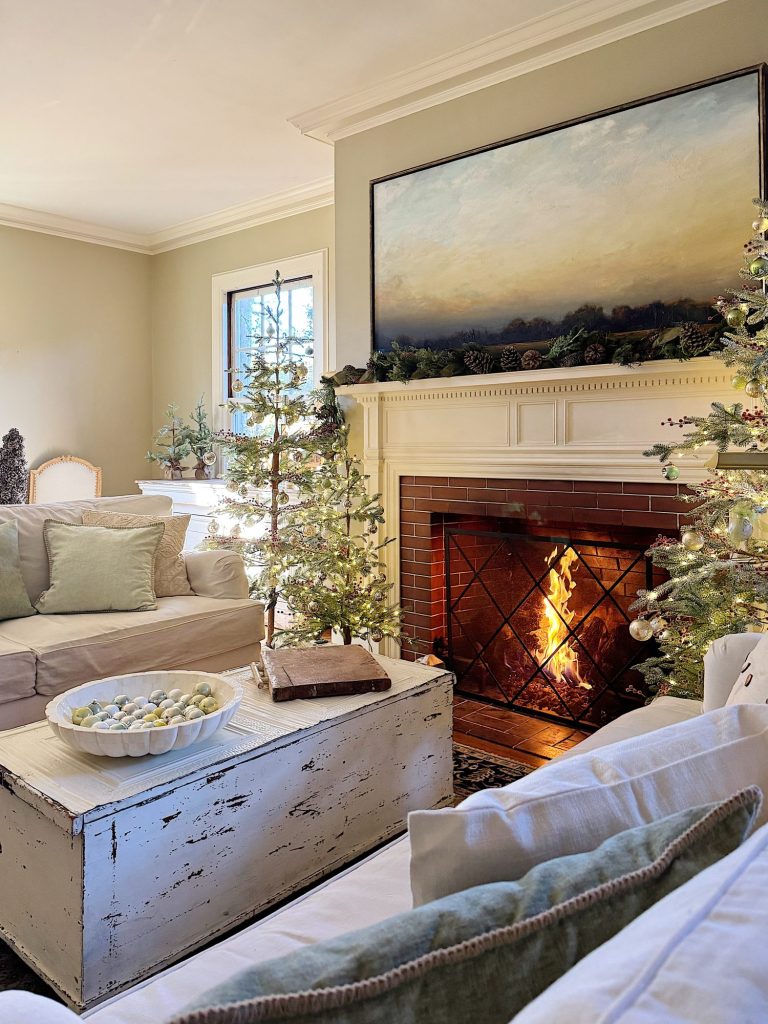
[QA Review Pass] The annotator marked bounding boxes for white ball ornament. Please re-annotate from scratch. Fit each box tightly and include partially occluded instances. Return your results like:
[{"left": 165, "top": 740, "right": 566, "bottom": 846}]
[{"left": 629, "top": 618, "right": 654, "bottom": 642}]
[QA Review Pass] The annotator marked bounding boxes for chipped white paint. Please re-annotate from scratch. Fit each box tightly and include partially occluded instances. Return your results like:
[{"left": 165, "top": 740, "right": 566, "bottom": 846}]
[{"left": 0, "top": 657, "right": 453, "bottom": 1011}]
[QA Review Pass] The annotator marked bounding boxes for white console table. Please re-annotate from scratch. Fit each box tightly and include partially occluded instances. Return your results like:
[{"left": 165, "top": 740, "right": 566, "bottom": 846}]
[{"left": 136, "top": 479, "right": 228, "bottom": 550}]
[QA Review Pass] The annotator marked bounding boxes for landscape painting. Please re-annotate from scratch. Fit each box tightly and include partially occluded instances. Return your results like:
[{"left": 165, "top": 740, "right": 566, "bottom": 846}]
[{"left": 371, "top": 69, "right": 765, "bottom": 353}]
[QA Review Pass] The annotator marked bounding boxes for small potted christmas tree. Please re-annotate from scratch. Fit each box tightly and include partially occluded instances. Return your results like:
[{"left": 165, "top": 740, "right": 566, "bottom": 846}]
[{"left": 146, "top": 405, "right": 192, "bottom": 479}]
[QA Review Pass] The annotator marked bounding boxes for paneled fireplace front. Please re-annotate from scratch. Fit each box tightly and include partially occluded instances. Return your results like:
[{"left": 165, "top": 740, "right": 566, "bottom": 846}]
[{"left": 399, "top": 476, "right": 692, "bottom": 731}]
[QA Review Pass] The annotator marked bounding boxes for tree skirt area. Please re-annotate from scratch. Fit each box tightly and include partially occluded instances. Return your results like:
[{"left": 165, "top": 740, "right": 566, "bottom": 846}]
[
  {"left": 0, "top": 742, "right": 536, "bottom": 1000},
  {"left": 453, "top": 741, "right": 535, "bottom": 800}
]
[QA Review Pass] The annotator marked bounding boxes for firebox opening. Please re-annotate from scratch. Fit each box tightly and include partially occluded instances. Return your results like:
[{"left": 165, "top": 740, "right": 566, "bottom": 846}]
[{"left": 444, "top": 519, "right": 662, "bottom": 731}]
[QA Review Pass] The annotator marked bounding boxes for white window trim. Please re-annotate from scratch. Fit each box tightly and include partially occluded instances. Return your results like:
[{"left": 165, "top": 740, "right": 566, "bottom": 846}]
[{"left": 211, "top": 249, "right": 330, "bottom": 434}]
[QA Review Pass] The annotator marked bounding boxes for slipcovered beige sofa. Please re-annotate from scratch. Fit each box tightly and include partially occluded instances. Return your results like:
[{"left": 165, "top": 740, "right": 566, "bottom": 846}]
[{"left": 0, "top": 494, "right": 264, "bottom": 730}]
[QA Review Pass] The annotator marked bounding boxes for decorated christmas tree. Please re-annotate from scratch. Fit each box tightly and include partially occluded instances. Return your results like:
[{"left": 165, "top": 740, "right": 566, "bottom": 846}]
[
  {"left": 211, "top": 272, "right": 335, "bottom": 646},
  {"left": 630, "top": 198, "right": 768, "bottom": 698},
  {"left": 187, "top": 397, "right": 217, "bottom": 479},
  {"left": 0, "top": 428, "right": 28, "bottom": 504},
  {"left": 279, "top": 386, "right": 401, "bottom": 647},
  {"left": 147, "top": 404, "right": 192, "bottom": 479}
]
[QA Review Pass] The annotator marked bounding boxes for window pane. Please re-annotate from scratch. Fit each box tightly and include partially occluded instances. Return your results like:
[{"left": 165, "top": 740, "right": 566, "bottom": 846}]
[{"left": 228, "top": 278, "right": 314, "bottom": 435}]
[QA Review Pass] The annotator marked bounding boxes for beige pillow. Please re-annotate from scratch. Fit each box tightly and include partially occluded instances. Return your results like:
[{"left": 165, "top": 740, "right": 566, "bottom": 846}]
[
  {"left": 82, "top": 510, "right": 193, "bottom": 597},
  {"left": 36, "top": 520, "right": 164, "bottom": 614}
]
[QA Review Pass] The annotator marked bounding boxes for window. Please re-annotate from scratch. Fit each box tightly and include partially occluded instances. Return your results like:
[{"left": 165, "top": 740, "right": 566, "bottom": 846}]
[{"left": 212, "top": 251, "right": 329, "bottom": 437}]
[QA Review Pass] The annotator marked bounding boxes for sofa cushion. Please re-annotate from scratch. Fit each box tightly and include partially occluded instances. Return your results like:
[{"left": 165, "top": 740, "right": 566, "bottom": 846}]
[
  {"left": 0, "top": 636, "right": 36, "bottom": 705},
  {"left": 171, "top": 790, "right": 759, "bottom": 1024},
  {"left": 0, "top": 596, "right": 263, "bottom": 697},
  {"left": 409, "top": 703, "right": 768, "bottom": 906},
  {"left": 703, "top": 631, "right": 764, "bottom": 712},
  {"left": 0, "top": 494, "right": 172, "bottom": 604},
  {"left": 512, "top": 816, "right": 768, "bottom": 1024},
  {"left": 0, "top": 521, "right": 36, "bottom": 621},
  {"left": 82, "top": 510, "right": 193, "bottom": 598}
]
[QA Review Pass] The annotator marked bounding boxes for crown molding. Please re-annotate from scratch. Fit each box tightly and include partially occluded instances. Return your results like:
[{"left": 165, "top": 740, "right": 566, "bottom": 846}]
[
  {"left": 290, "top": 0, "right": 729, "bottom": 143},
  {"left": 0, "top": 203, "right": 151, "bottom": 253},
  {"left": 145, "top": 178, "right": 334, "bottom": 253},
  {"left": 0, "top": 178, "right": 335, "bottom": 255}
]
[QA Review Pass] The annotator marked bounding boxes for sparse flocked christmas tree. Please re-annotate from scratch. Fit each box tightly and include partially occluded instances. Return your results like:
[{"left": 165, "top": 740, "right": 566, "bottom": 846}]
[
  {"left": 211, "top": 272, "right": 339, "bottom": 646},
  {"left": 211, "top": 275, "right": 400, "bottom": 649},
  {"left": 630, "top": 198, "right": 768, "bottom": 698},
  {"left": 147, "top": 404, "right": 192, "bottom": 479},
  {"left": 0, "top": 428, "right": 28, "bottom": 504},
  {"left": 187, "top": 396, "right": 217, "bottom": 479},
  {"left": 279, "top": 385, "right": 401, "bottom": 647}
]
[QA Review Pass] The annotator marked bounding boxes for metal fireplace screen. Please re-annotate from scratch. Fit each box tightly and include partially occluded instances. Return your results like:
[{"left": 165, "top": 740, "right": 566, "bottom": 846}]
[{"left": 445, "top": 528, "right": 654, "bottom": 730}]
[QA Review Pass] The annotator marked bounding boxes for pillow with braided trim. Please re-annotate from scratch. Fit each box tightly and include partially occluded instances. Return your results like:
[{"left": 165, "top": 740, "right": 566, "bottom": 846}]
[{"left": 168, "top": 787, "right": 760, "bottom": 1024}]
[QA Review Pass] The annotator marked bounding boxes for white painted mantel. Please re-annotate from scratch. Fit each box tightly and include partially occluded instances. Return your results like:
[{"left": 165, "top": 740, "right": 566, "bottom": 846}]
[{"left": 337, "top": 356, "right": 736, "bottom": 657}]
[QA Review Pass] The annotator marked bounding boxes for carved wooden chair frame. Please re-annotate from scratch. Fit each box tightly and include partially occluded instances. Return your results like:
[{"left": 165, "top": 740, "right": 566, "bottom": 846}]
[{"left": 28, "top": 456, "right": 103, "bottom": 503}]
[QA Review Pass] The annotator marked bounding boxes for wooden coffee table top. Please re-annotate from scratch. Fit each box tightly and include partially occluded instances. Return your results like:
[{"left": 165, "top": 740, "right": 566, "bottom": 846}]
[{"left": 0, "top": 656, "right": 452, "bottom": 825}]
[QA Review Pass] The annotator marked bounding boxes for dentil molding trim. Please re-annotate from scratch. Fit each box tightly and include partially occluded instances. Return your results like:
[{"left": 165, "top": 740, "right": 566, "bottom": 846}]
[
  {"left": 0, "top": 178, "right": 334, "bottom": 255},
  {"left": 290, "top": 0, "right": 729, "bottom": 143}
]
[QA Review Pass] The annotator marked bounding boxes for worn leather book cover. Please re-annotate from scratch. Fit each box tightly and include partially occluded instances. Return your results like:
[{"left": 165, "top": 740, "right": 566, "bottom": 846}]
[{"left": 262, "top": 645, "right": 392, "bottom": 702}]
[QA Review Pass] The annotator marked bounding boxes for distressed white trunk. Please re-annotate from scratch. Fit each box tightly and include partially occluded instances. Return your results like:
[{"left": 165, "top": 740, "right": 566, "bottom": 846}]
[{"left": 0, "top": 658, "right": 453, "bottom": 1010}]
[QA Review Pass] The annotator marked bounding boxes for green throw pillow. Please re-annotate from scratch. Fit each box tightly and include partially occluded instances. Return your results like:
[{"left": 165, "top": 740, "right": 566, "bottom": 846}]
[
  {"left": 170, "top": 786, "right": 761, "bottom": 1024},
  {"left": 36, "top": 520, "right": 164, "bottom": 614},
  {"left": 0, "top": 520, "right": 35, "bottom": 621}
]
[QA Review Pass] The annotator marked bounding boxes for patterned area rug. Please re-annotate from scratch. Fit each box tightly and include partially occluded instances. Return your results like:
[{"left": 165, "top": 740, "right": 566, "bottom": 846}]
[
  {"left": 0, "top": 743, "right": 536, "bottom": 1000},
  {"left": 453, "top": 741, "right": 535, "bottom": 799}
]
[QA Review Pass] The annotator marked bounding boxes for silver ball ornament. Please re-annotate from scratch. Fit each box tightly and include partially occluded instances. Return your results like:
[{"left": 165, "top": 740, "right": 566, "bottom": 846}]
[
  {"left": 649, "top": 615, "right": 667, "bottom": 634},
  {"left": 203, "top": 451, "right": 217, "bottom": 466},
  {"left": 208, "top": 519, "right": 220, "bottom": 535},
  {"left": 745, "top": 379, "right": 762, "bottom": 397},
  {"left": 231, "top": 378, "right": 244, "bottom": 393},
  {"left": 629, "top": 618, "right": 654, "bottom": 642}
]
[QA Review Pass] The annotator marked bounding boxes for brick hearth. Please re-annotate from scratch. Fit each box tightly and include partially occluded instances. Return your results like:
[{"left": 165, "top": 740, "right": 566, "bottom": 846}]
[{"left": 399, "top": 475, "right": 694, "bottom": 661}]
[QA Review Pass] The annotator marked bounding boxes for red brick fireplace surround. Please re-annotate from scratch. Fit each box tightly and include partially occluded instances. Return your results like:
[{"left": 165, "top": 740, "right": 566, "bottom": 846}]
[{"left": 399, "top": 474, "right": 694, "bottom": 663}]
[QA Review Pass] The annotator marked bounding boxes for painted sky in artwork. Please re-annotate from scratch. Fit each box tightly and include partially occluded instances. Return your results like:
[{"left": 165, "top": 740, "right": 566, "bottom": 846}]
[{"left": 373, "top": 74, "right": 761, "bottom": 345}]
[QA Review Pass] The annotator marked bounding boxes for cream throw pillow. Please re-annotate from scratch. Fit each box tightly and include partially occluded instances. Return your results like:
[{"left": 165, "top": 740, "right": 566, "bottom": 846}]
[
  {"left": 408, "top": 703, "right": 768, "bottom": 906},
  {"left": 36, "top": 520, "right": 164, "bottom": 613},
  {"left": 82, "top": 509, "right": 193, "bottom": 597}
]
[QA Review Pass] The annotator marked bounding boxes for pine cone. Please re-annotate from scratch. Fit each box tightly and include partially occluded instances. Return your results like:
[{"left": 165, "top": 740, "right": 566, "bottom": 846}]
[
  {"left": 560, "top": 352, "right": 583, "bottom": 368},
  {"left": 583, "top": 342, "right": 607, "bottom": 365},
  {"left": 500, "top": 346, "right": 522, "bottom": 372},
  {"left": 521, "top": 349, "right": 543, "bottom": 371},
  {"left": 678, "top": 322, "right": 709, "bottom": 357},
  {"left": 463, "top": 347, "right": 495, "bottom": 375}
]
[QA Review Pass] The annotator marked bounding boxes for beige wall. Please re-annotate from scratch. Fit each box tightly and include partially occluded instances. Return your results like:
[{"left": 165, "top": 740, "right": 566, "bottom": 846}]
[
  {"left": 0, "top": 226, "right": 151, "bottom": 495},
  {"left": 334, "top": 0, "right": 767, "bottom": 367},
  {"left": 149, "top": 206, "right": 334, "bottom": 444}
]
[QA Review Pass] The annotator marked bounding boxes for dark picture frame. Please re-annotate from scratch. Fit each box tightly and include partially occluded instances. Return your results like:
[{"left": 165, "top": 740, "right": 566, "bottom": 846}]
[{"left": 370, "top": 65, "right": 767, "bottom": 355}]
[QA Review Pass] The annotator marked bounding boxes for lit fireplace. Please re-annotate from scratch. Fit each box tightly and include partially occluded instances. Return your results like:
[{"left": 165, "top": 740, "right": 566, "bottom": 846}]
[{"left": 445, "top": 526, "right": 658, "bottom": 730}]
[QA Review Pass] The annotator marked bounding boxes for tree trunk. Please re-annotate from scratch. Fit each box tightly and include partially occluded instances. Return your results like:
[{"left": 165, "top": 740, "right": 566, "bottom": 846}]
[{"left": 342, "top": 626, "right": 352, "bottom": 645}]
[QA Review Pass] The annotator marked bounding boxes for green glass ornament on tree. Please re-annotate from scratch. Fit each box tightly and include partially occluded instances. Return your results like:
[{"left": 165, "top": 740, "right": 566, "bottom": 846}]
[
  {"left": 681, "top": 530, "right": 704, "bottom": 551},
  {"left": 745, "top": 379, "right": 762, "bottom": 397},
  {"left": 726, "top": 307, "right": 747, "bottom": 328},
  {"left": 662, "top": 464, "right": 680, "bottom": 481},
  {"left": 749, "top": 256, "right": 768, "bottom": 277}
]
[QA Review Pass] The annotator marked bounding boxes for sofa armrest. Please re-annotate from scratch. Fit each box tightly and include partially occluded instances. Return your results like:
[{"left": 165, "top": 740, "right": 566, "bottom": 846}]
[
  {"left": 0, "top": 991, "right": 80, "bottom": 1023},
  {"left": 703, "top": 632, "right": 764, "bottom": 711},
  {"left": 184, "top": 550, "right": 249, "bottom": 600}
]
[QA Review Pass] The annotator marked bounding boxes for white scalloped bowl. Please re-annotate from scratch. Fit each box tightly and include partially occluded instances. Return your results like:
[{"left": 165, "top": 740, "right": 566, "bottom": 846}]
[{"left": 46, "top": 671, "right": 243, "bottom": 758}]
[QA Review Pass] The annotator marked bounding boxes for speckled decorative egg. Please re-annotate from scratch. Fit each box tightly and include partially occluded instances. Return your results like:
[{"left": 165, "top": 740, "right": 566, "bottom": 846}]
[
  {"left": 103, "top": 704, "right": 120, "bottom": 716},
  {"left": 72, "top": 707, "right": 91, "bottom": 726},
  {"left": 149, "top": 689, "right": 167, "bottom": 703},
  {"left": 133, "top": 696, "right": 148, "bottom": 708},
  {"left": 168, "top": 689, "right": 183, "bottom": 701},
  {"left": 169, "top": 715, "right": 186, "bottom": 725},
  {"left": 185, "top": 707, "right": 204, "bottom": 720},
  {"left": 199, "top": 697, "right": 218, "bottom": 715},
  {"left": 108, "top": 722, "right": 128, "bottom": 731},
  {"left": 128, "top": 721, "right": 145, "bottom": 731},
  {"left": 92, "top": 721, "right": 111, "bottom": 731},
  {"left": 193, "top": 681, "right": 212, "bottom": 697},
  {"left": 143, "top": 702, "right": 158, "bottom": 714},
  {"left": 114, "top": 694, "right": 130, "bottom": 707},
  {"left": 123, "top": 702, "right": 138, "bottom": 716}
]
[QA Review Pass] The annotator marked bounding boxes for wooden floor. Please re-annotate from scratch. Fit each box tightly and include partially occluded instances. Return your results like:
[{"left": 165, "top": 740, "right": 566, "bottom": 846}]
[{"left": 454, "top": 695, "right": 589, "bottom": 768}]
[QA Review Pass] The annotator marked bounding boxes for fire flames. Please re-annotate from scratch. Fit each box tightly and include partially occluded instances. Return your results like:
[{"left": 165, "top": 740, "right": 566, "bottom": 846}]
[{"left": 533, "top": 547, "right": 591, "bottom": 690}]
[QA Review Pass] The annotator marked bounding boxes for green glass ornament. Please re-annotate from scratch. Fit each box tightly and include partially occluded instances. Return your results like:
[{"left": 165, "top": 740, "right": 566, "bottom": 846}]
[
  {"left": 662, "top": 464, "right": 680, "bottom": 481},
  {"left": 749, "top": 256, "right": 768, "bottom": 278}
]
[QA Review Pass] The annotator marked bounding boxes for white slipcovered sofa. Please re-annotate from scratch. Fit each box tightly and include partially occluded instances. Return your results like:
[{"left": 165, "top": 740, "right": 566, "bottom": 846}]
[
  {"left": 0, "top": 494, "right": 264, "bottom": 730},
  {"left": 2, "top": 631, "right": 765, "bottom": 1023}
]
